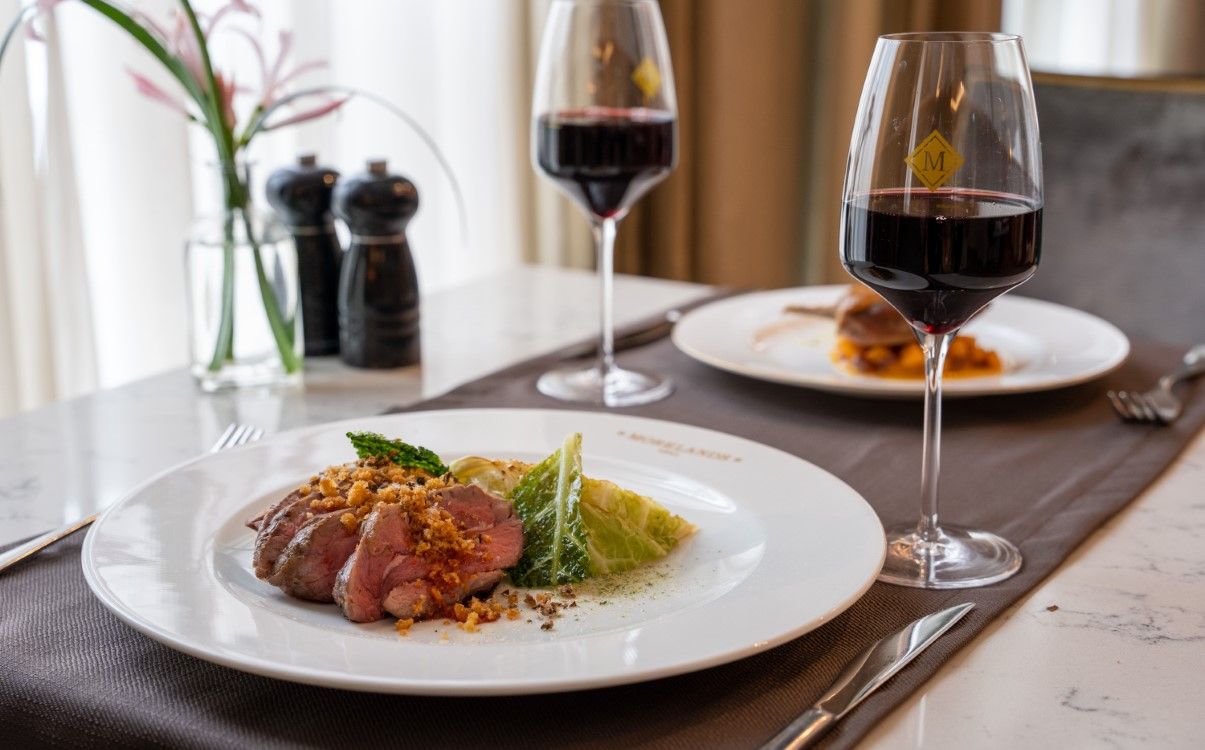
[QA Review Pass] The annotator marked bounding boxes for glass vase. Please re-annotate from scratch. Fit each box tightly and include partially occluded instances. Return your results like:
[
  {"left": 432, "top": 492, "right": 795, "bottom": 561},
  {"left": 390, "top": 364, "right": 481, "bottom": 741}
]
[{"left": 185, "top": 164, "right": 303, "bottom": 392}]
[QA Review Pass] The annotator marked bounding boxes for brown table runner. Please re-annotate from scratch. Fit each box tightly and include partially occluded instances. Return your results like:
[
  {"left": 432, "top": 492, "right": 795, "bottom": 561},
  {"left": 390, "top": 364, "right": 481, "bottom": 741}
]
[{"left": 3, "top": 311, "right": 1202, "bottom": 749}]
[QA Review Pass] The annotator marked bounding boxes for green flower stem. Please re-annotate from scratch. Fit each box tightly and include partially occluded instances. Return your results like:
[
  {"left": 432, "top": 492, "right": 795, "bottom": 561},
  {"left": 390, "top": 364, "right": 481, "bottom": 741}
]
[
  {"left": 234, "top": 104, "right": 264, "bottom": 150},
  {"left": 179, "top": 1, "right": 235, "bottom": 163},
  {"left": 238, "top": 199, "right": 301, "bottom": 374},
  {"left": 205, "top": 210, "right": 236, "bottom": 371},
  {"left": 205, "top": 165, "right": 245, "bottom": 371},
  {"left": 206, "top": 165, "right": 300, "bottom": 374}
]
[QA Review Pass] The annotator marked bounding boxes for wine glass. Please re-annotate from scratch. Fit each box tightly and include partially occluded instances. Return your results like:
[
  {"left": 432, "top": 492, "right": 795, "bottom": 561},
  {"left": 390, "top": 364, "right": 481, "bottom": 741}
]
[
  {"left": 840, "top": 33, "right": 1043, "bottom": 588},
  {"left": 531, "top": 0, "right": 678, "bottom": 407}
]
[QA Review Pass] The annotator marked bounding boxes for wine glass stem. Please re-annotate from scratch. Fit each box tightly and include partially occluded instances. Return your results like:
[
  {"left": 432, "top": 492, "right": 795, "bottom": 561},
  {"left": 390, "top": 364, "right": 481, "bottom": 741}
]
[
  {"left": 917, "top": 331, "right": 953, "bottom": 544},
  {"left": 593, "top": 217, "right": 618, "bottom": 391}
]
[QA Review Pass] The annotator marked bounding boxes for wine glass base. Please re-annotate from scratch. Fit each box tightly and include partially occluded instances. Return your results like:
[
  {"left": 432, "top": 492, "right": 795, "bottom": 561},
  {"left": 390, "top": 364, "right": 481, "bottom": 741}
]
[
  {"left": 537, "top": 364, "right": 673, "bottom": 407},
  {"left": 877, "top": 523, "right": 1022, "bottom": 589}
]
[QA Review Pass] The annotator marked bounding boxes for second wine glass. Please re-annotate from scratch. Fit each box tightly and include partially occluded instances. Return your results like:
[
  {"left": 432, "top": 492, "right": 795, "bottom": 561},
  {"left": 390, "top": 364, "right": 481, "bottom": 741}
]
[
  {"left": 841, "top": 33, "right": 1044, "bottom": 588},
  {"left": 532, "top": 0, "right": 678, "bottom": 407}
]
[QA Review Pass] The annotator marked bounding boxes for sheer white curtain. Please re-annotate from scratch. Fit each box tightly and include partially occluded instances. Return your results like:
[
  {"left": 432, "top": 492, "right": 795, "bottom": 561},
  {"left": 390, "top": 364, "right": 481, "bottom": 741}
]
[
  {"left": 0, "top": 0, "right": 587, "bottom": 418},
  {"left": 0, "top": 0, "right": 97, "bottom": 416}
]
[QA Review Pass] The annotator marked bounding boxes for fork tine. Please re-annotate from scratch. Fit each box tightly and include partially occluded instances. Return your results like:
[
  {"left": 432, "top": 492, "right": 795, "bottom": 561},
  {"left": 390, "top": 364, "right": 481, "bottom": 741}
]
[
  {"left": 229, "top": 424, "right": 250, "bottom": 447},
  {"left": 211, "top": 424, "right": 239, "bottom": 453},
  {"left": 1112, "top": 391, "right": 1135, "bottom": 421},
  {"left": 1107, "top": 391, "right": 1133, "bottom": 422},
  {"left": 1136, "top": 393, "right": 1168, "bottom": 425},
  {"left": 234, "top": 424, "right": 265, "bottom": 447},
  {"left": 210, "top": 423, "right": 264, "bottom": 454},
  {"left": 233, "top": 424, "right": 257, "bottom": 447},
  {"left": 213, "top": 423, "right": 238, "bottom": 452},
  {"left": 1114, "top": 391, "right": 1144, "bottom": 422},
  {"left": 1128, "top": 393, "right": 1156, "bottom": 423}
]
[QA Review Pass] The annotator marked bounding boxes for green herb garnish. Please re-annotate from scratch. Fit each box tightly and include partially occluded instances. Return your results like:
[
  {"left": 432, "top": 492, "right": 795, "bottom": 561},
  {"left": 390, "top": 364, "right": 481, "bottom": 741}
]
[{"left": 346, "top": 431, "right": 448, "bottom": 475}]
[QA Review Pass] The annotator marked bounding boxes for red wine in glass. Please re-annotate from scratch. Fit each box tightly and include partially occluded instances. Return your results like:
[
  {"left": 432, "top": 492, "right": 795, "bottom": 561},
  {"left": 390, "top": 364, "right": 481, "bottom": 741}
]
[
  {"left": 530, "top": 0, "right": 678, "bottom": 407},
  {"left": 842, "top": 188, "right": 1042, "bottom": 334},
  {"left": 841, "top": 33, "right": 1042, "bottom": 590},
  {"left": 536, "top": 107, "right": 675, "bottom": 219}
]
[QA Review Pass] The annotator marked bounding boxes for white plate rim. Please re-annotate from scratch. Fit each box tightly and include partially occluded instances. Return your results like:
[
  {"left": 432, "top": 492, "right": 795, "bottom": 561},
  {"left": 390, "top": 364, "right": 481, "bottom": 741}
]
[
  {"left": 672, "top": 286, "right": 1131, "bottom": 398},
  {"left": 82, "top": 408, "right": 886, "bottom": 696}
]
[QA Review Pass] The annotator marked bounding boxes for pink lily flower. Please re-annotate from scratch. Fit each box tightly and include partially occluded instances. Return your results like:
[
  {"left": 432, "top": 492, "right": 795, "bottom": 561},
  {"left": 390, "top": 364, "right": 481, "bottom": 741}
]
[
  {"left": 129, "top": 10, "right": 170, "bottom": 45},
  {"left": 22, "top": 0, "right": 340, "bottom": 137},
  {"left": 229, "top": 27, "right": 327, "bottom": 108},
  {"left": 272, "top": 59, "right": 326, "bottom": 92},
  {"left": 168, "top": 11, "right": 206, "bottom": 89},
  {"left": 126, "top": 67, "right": 195, "bottom": 119},
  {"left": 214, "top": 71, "right": 239, "bottom": 130},
  {"left": 23, "top": 0, "right": 67, "bottom": 42},
  {"left": 262, "top": 95, "right": 348, "bottom": 131},
  {"left": 204, "top": 0, "right": 259, "bottom": 37}
]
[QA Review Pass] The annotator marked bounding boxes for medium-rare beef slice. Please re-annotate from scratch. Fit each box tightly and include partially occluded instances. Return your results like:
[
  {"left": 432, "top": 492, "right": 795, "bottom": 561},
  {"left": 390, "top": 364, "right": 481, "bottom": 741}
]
[
  {"left": 246, "top": 509, "right": 268, "bottom": 532},
  {"left": 441, "top": 486, "right": 524, "bottom": 572},
  {"left": 333, "top": 503, "right": 411, "bottom": 623},
  {"left": 252, "top": 489, "right": 322, "bottom": 579},
  {"left": 431, "top": 484, "right": 505, "bottom": 531},
  {"left": 246, "top": 488, "right": 303, "bottom": 532},
  {"left": 268, "top": 512, "right": 359, "bottom": 602},
  {"left": 382, "top": 571, "right": 503, "bottom": 619},
  {"left": 335, "top": 485, "right": 524, "bottom": 623}
]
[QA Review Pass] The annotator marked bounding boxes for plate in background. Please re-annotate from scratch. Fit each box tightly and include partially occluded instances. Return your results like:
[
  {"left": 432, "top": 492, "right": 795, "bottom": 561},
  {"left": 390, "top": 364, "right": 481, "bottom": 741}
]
[{"left": 672, "top": 285, "right": 1130, "bottom": 398}]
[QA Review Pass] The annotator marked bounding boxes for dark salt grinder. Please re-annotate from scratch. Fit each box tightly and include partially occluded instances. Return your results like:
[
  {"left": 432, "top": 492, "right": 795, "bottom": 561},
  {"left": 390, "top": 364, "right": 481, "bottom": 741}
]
[
  {"left": 333, "top": 159, "right": 421, "bottom": 368},
  {"left": 265, "top": 154, "right": 342, "bottom": 356}
]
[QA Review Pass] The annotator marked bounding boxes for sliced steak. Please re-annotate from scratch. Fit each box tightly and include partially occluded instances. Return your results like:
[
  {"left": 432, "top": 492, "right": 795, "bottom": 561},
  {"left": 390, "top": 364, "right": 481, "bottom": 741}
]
[
  {"left": 246, "top": 509, "right": 268, "bottom": 532},
  {"left": 251, "top": 489, "right": 321, "bottom": 579},
  {"left": 334, "top": 484, "right": 523, "bottom": 623},
  {"left": 246, "top": 487, "right": 305, "bottom": 532},
  {"left": 268, "top": 512, "right": 359, "bottom": 602},
  {"left": 333, "top": 503, "right": 411, "bottom": 623},
  {"left": 433, "top": 484, "right": 505, "bottom": 531},
  {"left": 382, "top": 571, "right": 503, "bottom": 620},
  {"left": 441, "top": 486, "right": 524, "bottom": 574}
]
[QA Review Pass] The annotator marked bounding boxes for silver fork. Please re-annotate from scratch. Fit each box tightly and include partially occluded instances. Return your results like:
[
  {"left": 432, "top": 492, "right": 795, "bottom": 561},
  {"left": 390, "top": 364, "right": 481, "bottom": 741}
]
[
  {"left": 1108, "top": 345, "right": 1205, "bottom": 425},
  {"left": 0, "top": 422, "right": 263, "bottom": 574}
]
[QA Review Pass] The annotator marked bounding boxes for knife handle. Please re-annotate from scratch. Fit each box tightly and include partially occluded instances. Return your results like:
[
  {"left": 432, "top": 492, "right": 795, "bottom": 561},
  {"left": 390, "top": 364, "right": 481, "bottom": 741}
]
[
  {"left": 0, "top": 513, "right": 97, "bottom": 574},
  {"left": 761, "top": 707, "right": 836, "bottom": 750}
]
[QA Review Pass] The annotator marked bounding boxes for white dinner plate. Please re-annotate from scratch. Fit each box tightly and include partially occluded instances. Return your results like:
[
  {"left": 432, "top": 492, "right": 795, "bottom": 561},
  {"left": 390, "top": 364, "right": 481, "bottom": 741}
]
[
  {"left": 83, "top": 409, "right": 885, "bottom": 696},
  {"left": 673, "top": 285, "right": 1130, "bottom": 398}
]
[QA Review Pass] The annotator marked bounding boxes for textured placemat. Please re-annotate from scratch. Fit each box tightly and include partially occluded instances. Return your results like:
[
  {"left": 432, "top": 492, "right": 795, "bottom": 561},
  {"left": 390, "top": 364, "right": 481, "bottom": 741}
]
[{"left": 2, "top": 305, "right": 1202, "bottom": 749}]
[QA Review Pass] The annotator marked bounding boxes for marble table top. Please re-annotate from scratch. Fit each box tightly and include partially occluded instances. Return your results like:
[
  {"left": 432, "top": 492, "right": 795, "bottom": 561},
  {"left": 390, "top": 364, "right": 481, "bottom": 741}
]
[{"left": 1, "top": 264, "right": 1201, "bottom": 748}]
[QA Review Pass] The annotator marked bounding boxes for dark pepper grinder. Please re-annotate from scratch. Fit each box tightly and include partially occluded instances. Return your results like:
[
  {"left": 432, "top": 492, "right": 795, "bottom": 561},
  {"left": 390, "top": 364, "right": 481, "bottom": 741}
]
[
  {"left": 332, "top": 159, "right": 421, "bottom": 368},
  {"left": 265, "top": 154, "right": 342, "bottom": 356}
]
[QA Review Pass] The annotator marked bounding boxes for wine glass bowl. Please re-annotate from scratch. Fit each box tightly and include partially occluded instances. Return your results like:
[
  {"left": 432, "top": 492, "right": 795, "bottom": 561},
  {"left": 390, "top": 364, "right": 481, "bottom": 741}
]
[
  {"left": 535, "top": 107, "right": 675, "bottom": 221},
  {"left": 841, "top": 33, "right": 1043, "bottom": 588},
  {"left": 531, "top": 0, "right": 678, "bottom": 407}
]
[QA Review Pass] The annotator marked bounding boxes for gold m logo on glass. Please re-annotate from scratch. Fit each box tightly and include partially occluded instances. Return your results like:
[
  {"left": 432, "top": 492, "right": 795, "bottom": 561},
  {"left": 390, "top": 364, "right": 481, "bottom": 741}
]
[
  {"left": 905, "top": 130, "right": 964, "bottom": 191},
  {"left": 631, "top": 57, "right": 662, "bottom": 102}
]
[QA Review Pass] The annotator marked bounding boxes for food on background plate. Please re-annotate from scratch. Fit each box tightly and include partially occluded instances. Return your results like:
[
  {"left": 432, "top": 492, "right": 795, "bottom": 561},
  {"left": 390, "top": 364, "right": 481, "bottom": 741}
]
[
  {"left": 786, "top": 284, "right": 1002, "bottom": 379},
  {"left": 247, "top": 431, "right": 695, "bottom": 632}
]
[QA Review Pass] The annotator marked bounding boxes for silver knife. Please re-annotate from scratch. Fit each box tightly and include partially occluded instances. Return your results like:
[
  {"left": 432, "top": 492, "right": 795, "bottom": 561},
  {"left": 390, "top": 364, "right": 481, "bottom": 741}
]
[
  {"left": 556, "top": 308, "right": 683, "bottom": 362},
  {"left": 555, "top": 289, "right": 743, "bottom": 362},
  {"left": 761, "top": 602, "right": 975, "bottom": 750}
]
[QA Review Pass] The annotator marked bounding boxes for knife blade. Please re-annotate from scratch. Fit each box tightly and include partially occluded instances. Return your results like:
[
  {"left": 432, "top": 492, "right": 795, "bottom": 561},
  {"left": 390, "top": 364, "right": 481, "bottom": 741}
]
[
  {"left": 555, "top": 289, "right": 743, "bottom": 362},
  {"left": 556, "top": 309, "right": 682, "bottom": 362},
  {"left": 761, "top": 602, "right": 975, "bottom": 750}
]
